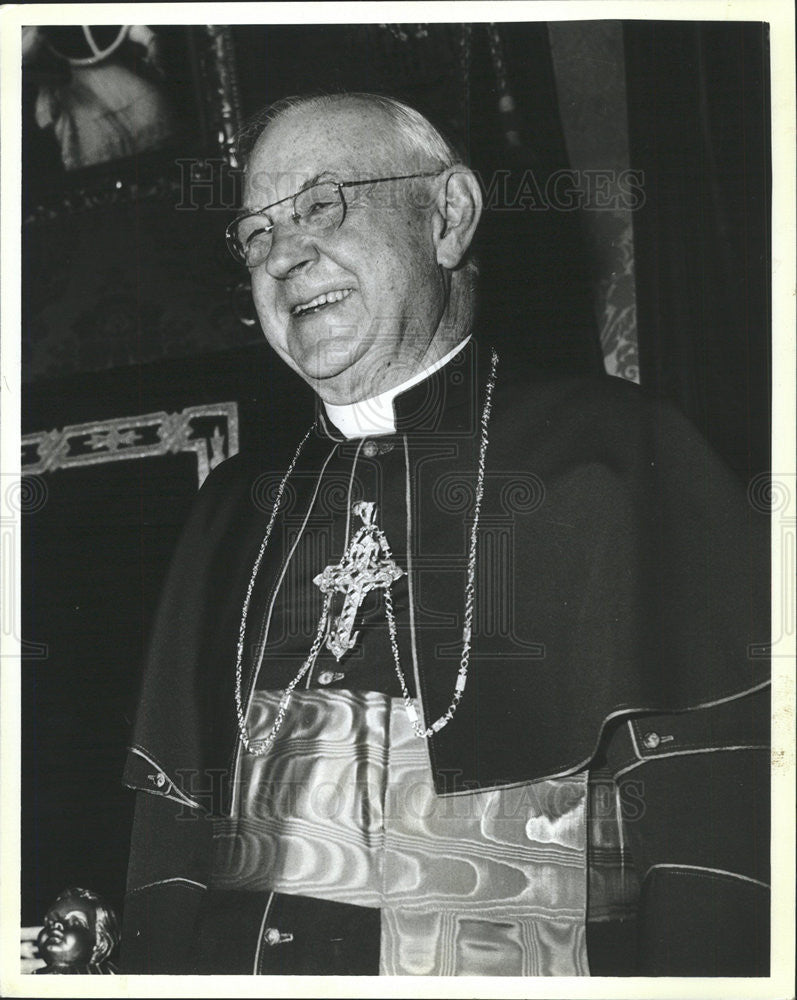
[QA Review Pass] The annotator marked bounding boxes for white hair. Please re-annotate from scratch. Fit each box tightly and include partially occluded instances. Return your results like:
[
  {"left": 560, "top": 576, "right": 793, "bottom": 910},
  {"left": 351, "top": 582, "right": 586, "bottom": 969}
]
[{"left": 237, "top": 91, "right": 465, "bottom": 170}]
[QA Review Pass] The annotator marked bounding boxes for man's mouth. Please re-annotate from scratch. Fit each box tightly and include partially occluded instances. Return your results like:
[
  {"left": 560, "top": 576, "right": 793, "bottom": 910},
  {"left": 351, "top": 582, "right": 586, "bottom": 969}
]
[{"left": 291, "top": 288, "right": 354, "bottom": 317}]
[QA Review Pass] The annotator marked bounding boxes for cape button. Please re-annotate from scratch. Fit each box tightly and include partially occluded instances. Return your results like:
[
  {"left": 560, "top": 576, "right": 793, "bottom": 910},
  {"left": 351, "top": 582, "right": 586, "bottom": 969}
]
[
  {"left": 642, "top": 732, "right": 661, "bottom": 750},
  {"left": 318, "top": 670, "right": 345, "bottom": 686},
  {"left": 263, "top": 927, "right": 294, "bottom": 947},
  {"left": 362, "top": 440, "right": 394, "bottom": 457}
]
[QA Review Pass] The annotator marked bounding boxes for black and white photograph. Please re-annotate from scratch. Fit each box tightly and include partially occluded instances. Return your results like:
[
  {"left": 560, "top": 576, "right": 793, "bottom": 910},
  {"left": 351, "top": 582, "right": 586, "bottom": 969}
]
[{"left": 1, "top": 2, "right": 793, "bottom": 995}]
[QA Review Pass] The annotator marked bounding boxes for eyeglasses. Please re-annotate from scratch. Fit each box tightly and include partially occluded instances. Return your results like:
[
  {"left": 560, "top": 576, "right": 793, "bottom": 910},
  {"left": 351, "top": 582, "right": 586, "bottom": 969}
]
[{"left": 225, "top": 171, "right": 444, "bottom": 269}]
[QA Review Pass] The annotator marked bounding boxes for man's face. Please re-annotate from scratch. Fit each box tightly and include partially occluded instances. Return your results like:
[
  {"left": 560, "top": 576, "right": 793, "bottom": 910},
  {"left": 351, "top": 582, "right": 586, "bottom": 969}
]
[
  {"left": 243, "top": 102, "right": 448, "bottom": 403},
  {"left": 37, "top": 894, "right": 96, "bottom": 968}
]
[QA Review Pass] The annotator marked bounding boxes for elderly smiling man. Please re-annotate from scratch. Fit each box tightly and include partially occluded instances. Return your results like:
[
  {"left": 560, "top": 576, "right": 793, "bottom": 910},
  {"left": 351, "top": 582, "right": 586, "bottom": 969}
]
[{"left": 121, "top": 93, "right": 769, "bottom": 977}]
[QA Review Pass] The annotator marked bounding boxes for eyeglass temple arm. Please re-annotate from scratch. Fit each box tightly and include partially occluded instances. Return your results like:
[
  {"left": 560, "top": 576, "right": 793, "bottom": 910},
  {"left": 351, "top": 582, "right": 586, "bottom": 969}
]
[{"left": 339, "top": 170, "right": 445, "bottom": 190}]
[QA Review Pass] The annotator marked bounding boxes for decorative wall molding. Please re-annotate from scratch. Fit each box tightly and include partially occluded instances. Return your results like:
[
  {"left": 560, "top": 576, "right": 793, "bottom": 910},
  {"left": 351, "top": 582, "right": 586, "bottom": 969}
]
[{"left": 21, "top": 403, "right": 239, "bottom": 489}]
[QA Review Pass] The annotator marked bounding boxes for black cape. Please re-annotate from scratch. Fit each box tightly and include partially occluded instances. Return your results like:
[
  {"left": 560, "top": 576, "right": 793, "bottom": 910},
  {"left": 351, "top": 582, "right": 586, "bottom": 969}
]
[{"left": 123, "top": 340, "right": 769, "bottom": 810}]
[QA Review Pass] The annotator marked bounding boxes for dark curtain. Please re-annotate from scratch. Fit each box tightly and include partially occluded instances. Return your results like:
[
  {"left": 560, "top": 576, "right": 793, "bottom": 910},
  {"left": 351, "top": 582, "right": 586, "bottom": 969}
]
[
  {"left": 469, "top": 24, "right": 602, "bottom": 376},
  {"left": 624, "top": 21, "right": 771, "bottom": 484}
]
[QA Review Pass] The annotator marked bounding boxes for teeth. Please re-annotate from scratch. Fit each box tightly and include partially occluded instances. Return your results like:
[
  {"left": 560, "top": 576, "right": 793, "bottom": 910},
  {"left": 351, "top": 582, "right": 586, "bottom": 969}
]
[{"left": 292, "top": 288, "right": 352, "bottom": 315}]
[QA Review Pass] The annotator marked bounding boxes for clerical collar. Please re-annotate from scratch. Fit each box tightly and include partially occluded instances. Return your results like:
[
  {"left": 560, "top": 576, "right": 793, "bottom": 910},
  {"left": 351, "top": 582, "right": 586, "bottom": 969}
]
[{"left": 323, "top": 337, "right": 471, "bottom": 439}]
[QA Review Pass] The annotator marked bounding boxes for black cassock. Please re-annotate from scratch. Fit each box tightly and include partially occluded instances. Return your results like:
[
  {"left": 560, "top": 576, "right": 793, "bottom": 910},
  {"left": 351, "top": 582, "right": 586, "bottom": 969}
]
[{"left": 122, "top": 340, "right": 769, "bottom": 975}]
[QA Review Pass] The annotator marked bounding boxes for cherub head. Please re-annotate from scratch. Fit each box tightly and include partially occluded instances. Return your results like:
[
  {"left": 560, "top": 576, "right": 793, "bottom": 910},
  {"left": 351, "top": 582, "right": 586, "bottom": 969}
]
[{"left": 37, "top": 887, "right": 119, "bottom": 970}]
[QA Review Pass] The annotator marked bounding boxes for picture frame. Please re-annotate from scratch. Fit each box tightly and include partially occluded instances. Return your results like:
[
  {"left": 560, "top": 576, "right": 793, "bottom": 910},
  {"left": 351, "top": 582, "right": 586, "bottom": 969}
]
[{"left": 21, "top": 24, "right": 242, "bottom": 225}]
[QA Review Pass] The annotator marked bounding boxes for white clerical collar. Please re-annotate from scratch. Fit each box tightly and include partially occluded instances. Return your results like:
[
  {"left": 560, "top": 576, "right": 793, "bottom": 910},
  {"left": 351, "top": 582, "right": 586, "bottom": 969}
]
[{"left": 323, "top": 336, "right": 471, "bottom": 439}]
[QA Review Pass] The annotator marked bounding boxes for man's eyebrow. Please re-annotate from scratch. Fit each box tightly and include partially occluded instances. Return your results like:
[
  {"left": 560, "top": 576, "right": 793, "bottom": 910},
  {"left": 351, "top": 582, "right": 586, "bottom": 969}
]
[
  {"left": 242, "top": 172, "right": 335, "bottom": 213},
  {"left": 301, "top": 172, "right": 331, "bottom": 189}
]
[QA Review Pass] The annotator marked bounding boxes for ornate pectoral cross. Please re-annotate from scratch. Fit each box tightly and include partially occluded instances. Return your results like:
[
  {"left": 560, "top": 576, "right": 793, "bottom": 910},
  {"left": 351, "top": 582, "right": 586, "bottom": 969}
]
[{"left": 313, "top": 501, "right": 404, "bottom": 661}]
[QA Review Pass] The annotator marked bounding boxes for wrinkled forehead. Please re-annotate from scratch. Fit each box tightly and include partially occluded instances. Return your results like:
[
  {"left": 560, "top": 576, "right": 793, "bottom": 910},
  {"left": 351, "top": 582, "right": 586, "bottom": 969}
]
[{"left": 242, "top": 102, "right": 411, "bottom": 209}]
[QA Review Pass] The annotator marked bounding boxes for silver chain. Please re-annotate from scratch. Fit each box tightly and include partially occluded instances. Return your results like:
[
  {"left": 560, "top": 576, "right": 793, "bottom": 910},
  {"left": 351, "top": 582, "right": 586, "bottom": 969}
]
[
  {"left": 234, "top": 427, "right": 313, "bottom": 754},
  {"left": 383, "top": 348, "right": 497, "bottom": 737},
  {"left": 235, "top": 348, "right": 499, "bottom": 754}
]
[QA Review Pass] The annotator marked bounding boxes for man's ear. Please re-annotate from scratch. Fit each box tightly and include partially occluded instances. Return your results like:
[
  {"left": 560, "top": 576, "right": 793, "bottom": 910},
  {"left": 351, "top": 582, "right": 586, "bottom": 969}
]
[{"left": 433, "top": 168, "right": 483, "bottom": 269}]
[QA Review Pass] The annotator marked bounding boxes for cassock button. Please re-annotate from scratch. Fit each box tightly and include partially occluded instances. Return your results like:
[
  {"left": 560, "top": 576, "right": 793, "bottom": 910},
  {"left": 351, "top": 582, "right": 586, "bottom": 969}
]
[{"left": 318, "top": 670, "right": 345, "bottom": 686}]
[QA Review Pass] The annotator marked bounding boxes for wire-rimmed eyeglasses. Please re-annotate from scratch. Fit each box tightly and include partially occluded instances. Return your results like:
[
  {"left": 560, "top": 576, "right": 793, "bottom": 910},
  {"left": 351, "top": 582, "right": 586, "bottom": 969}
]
[{"left": 225, "top": 171, "right": 444, "bottom": 269}]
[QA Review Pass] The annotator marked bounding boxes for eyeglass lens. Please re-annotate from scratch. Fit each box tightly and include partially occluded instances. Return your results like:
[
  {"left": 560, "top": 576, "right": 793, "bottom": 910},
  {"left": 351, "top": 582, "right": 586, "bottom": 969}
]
[{"left": 232, "top": 183, "right": 345, "bottom": 267}]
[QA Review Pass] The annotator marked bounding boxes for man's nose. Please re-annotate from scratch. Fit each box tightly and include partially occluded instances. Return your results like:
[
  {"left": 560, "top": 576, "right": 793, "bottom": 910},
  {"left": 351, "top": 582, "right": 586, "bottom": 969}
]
[{"left": 263, "top": 222, "right": 319, "bottom": 280}]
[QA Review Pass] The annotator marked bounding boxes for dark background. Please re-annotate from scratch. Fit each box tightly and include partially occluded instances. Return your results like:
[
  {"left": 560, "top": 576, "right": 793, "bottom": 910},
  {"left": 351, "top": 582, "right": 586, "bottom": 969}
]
[{"left": 21, "top": 20, "right": 771, "bottom": 926}]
